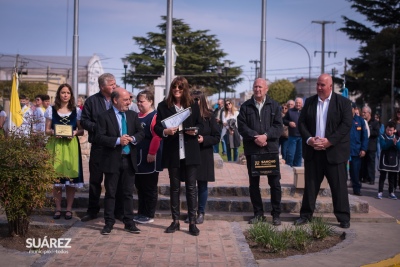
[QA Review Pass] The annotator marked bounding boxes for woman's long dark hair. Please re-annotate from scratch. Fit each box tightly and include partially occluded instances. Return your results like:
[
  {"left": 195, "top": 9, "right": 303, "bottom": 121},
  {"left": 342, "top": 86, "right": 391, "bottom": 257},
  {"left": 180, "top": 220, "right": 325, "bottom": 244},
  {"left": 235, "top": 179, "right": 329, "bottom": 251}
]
[
  {"left": 54, "top": 83, "right": 76, "bottom": 111},
  {"left": 166, "top": 76, "right": 192, "bottom": 108},
  {"left": 191, "top": 90, "right": 212, "bottom": 119}
]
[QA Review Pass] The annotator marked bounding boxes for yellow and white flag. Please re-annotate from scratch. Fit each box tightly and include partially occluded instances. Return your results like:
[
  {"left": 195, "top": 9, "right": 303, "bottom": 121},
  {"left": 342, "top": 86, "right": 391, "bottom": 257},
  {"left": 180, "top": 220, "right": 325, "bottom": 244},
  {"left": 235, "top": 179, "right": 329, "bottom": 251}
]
[{"left": 7, "top": 72, "right": 23, "bottom": 130}]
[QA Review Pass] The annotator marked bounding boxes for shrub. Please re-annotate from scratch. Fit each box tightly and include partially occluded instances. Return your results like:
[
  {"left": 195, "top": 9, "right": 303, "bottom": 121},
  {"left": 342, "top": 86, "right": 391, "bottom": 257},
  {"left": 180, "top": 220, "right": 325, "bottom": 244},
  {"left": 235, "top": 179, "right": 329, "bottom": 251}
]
[
  {"left": 0, "top": 127, "right": 56, "bottom": 236},
  {"left": 248, "top": 216, "right": 335, "bottom": 253},
  {"left": 309, "top": 216, "right": 335, "bottom": 239}
]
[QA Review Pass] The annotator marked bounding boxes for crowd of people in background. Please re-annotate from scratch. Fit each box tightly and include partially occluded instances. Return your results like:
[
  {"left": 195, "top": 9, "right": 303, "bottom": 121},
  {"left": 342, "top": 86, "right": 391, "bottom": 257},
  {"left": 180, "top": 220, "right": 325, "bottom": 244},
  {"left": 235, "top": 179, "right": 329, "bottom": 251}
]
[{"left": 2, "top": 72, "right": 400, "bottom": 236}]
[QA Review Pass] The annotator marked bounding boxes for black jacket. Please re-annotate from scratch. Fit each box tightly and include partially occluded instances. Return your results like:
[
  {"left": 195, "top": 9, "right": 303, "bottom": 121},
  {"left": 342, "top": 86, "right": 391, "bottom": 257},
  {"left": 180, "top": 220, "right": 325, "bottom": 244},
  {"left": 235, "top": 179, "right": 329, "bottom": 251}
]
[
  {"left": 95, "top": 108, "right": 144, "bottom": 173},
  {"left": 366, "top": 118, "right": 381, "bottom": 152},
  {"left": 237, "top": 95, "right": 283, "bottom": 155},
  {"left": 298, "top": 93, "right": 352, "bottom": 164},
  {"left": 80, "top": 91, "right": 109, "bottom": 144},
  {"left": 198, "top": 114, "right": 221, "bottom": 182},
  {"left": 154, "top": 100, "right": 203, "bottom": 168},
  {"left": 283, "top": 107, "right": 302, "bottom": 137}
]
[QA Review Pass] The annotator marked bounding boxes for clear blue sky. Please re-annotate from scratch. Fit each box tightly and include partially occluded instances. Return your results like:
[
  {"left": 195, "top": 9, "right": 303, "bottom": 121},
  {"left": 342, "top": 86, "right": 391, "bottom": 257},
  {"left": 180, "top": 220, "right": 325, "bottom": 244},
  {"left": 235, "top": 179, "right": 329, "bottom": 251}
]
[{"left": 0, "top": 0, "right": 367, "bottom": 95}]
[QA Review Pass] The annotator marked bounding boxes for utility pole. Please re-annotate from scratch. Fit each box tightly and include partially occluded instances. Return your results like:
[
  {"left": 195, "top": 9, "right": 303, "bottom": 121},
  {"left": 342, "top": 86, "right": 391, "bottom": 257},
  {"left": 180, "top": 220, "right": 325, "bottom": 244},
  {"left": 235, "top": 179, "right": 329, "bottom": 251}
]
[
  {"left": 72, "top": 0, "right": 79, "bottom": 101},
  {"left": 165, "top": 0, "right": 173, "bottom": 97},
  {"left": 259, "top": 0, "right": 267, "bottom": 79},
  {"left": 249, "top": 60, "right": 260, "bottom": 79},
  {"left": 312, "top": 20, "right": 335, "bottom": 74},
  {"left": 391, "top": 44, "right": 396, "bottom": 118}
]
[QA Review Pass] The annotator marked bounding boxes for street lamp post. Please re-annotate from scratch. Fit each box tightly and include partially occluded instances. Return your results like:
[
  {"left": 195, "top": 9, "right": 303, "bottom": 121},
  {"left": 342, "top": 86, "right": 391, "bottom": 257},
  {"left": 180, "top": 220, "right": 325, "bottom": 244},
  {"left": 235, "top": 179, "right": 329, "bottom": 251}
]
[
  {"left": 217, "top": 66, "right": 222, "bottom": 100},
  {"left": 122, "top": 58, "right": 129, "bottom": 89},
  {"left": 223, "top": 60, "right": 230, "bottom": 101},
  {"left": 276, "top": 38, "right": 312, "bottom": 97},
  {"left": 130, "top": 65, "right": 136, "bottom": 95}
]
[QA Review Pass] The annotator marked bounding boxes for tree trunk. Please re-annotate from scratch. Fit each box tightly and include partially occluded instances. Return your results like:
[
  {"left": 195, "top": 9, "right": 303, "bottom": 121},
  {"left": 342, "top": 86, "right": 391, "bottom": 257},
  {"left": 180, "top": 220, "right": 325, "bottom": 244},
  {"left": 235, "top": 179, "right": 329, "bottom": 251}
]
[{"left": 7, "top": 216, "right": 30, "bottom": 237}]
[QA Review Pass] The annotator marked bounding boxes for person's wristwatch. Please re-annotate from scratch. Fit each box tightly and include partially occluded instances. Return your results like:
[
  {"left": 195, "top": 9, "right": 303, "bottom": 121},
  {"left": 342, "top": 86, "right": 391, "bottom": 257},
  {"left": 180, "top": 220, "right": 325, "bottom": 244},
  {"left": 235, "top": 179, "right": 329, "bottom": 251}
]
[{"left": 264, "top": 133, "right": 268, "bottom": 138}]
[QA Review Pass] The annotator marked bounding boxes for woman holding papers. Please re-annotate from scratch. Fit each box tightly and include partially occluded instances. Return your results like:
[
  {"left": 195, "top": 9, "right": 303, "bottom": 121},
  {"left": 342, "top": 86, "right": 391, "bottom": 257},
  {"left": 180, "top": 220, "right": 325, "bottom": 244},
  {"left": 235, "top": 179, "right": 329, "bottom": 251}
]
[
  {"left": 45, "top": 83, "right": 84, "bottom": 220},
  {"left": 154, "top": 76, "right": 203, "bottom": 236}
]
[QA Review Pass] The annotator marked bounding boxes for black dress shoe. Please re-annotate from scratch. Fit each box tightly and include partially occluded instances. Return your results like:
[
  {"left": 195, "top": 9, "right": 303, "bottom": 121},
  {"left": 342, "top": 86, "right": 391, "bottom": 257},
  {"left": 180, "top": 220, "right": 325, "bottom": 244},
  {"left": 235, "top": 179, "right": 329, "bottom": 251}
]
[
  {"left": 272, "top": 216, "right": 281, "bottom": 226},
  {"left": 165, "top": 221, "right": 180, "bottom": 233},
  {"left": 293, "top": 217, "right": 309, "bottom": 226},
  {"left": 369, "top": 181, "right": 375, "bottom": 185},
  {"left": 81, "top": 214, "right": 97, "bottom": 222},
  {"left": 124, "top": 223, "right": 141, "bottom": 234},
  {"left": 353, "top": 192, "right": 362, "bottom": 196},
  {"left": 189, "top": 223, "right": 200, "bottom": 236},
  {"left": 339, "top": 221, "right": 350, "bottom": 228},
  {"left": 101, "top": 225, "right": 112, "bottom": 235},
  {"left": 196, "top": 213, "right": 205, "bottom": 224}
]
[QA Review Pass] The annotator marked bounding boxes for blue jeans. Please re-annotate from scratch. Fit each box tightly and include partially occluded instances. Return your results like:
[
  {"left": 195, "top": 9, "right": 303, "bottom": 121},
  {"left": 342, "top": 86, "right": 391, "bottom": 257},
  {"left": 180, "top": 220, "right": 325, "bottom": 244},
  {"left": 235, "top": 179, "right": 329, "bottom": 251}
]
[
  {"left": 213, "top": 140, "right": 227, "bottom": 154},
  {"left": 197, "top": 181, "right": 208, "bottom": 213},
  {"left": 279, "top": 137, "right": 289, "bottom": 161},
  {"left": 286, "top": 136, "right": 302, "bottom": 167},
  {"left": 224, "top": 134, "right": 238, "bottom": 161}
]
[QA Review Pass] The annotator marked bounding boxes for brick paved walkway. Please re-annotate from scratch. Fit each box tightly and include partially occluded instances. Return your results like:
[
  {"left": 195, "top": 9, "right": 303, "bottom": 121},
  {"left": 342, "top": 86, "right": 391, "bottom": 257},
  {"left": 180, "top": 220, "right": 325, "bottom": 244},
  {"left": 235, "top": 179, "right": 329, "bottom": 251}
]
[{"left": 43, "top": 218, "right": 251, "bottom": 267}]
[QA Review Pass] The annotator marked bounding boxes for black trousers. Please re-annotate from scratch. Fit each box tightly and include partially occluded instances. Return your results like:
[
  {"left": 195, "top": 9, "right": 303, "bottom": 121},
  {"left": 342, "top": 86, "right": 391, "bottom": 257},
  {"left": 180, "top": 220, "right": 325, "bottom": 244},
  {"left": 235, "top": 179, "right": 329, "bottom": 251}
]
[
  {"left": 135, "top": 172, "right": 159, "bottom": 218},
  {"left": 246, "top": 155, "right": 282, "bottom": 217},
  {"left": 87, "top": 144, "right": 124, "bottom": 217},
  {"left": 300, "top": 150, "right": 350, "bottom": 223},
  {"left": 104, "top": 156, "right": 135, "bottom": 226},
  {"left": 168, "top": 162, "right": 198, "bottom": 222},
  {"left": 360, "top": 150, "right": 376, "bottom": 183}
]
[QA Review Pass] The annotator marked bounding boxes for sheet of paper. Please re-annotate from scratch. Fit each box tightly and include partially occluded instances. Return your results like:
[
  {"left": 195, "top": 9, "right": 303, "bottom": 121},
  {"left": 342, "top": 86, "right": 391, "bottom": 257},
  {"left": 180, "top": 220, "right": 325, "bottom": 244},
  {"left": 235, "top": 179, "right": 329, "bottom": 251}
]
[{"left": 161, "top": 107, "right": 192, "bottom": 128}]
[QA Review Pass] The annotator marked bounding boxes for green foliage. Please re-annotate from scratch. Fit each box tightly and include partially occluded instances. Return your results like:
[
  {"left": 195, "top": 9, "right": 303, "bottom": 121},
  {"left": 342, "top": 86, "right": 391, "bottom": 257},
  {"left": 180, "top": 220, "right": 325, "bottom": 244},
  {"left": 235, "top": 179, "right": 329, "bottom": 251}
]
[
  {"left": 248, "top": 216, "right": 335, "bottom": 253},
  {"left": 18, "top": 82, "right": 48, "bottom": 101},
  {"left": 291, "top": 225, "right": 311, "bottom": 250},
  {"left": 339, "top": 0, "right": 400, "bottom": 108},
  {"left": 0, "top": 126, "right": 56, "bottom": 236},
  {"left": 309, "top": 216, "right": 335, "bottom": 239},
  {"left": 0, "top": 81, "right": 47, "bottom": 100},
  {"left": 126, "top": 16, "right": 243, "bottom": 96},
  {"left": 268, "top": 79, "right": 296, "bottom": 104}
]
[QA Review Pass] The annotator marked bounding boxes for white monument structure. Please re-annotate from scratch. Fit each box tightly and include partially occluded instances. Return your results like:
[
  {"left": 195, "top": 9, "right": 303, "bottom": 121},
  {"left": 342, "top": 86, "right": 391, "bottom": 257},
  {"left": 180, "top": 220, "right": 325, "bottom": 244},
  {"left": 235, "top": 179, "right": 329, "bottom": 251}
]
[{"left": 154, "top": 44, "right": 178, "bottom": 107}]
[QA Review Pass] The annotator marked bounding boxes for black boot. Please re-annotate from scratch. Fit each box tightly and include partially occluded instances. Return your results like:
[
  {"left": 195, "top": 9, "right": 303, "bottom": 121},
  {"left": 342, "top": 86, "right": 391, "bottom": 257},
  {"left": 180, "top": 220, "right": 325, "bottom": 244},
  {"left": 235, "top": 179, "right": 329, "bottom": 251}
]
[
  {"left": 196, "top": 213, "right": 204, "bottom": 224},
  {"left": 165, "top": 221, "right": 180, "bottom": 233},
  {"left": 189, "top": 222, "right": 200, "bottom": 236}
]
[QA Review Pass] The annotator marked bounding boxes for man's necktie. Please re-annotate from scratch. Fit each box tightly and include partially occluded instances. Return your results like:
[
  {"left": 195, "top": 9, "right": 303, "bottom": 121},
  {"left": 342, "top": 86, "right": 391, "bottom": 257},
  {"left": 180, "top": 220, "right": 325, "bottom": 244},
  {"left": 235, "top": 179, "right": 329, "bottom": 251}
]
[{"left": 119, "top": 112, "right": 130, "bottom": 154}]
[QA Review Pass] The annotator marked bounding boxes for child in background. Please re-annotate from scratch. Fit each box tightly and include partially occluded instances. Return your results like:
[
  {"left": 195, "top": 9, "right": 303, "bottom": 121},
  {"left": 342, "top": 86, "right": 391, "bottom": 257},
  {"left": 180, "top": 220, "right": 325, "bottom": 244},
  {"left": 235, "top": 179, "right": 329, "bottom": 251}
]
[{"left": 377, "top": 121, "right": 400, "bottom": 200}]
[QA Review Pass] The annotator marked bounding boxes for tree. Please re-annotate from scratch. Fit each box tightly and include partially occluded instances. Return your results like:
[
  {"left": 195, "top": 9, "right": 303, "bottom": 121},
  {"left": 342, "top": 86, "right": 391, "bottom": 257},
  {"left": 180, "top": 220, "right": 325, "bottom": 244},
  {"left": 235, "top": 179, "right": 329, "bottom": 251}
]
[
  {"left": 125, "top": 17, "right": 243, "bottom": 96},
  {"left": 339, "top": 0, "right": 400, "bottom": 107},
  {"left": 0, "top": 81, "right": 47, "bottom": 100},
  {"left": 268, "top": 79, "right": 296, "bottom": 104}
]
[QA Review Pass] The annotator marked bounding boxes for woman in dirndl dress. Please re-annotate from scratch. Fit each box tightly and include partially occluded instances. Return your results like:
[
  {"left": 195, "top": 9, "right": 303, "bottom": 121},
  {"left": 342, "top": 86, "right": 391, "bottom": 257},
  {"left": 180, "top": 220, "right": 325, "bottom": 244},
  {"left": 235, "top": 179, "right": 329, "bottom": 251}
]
[{"left": 45, "top": 83, "right": 84, "bottom": 220}]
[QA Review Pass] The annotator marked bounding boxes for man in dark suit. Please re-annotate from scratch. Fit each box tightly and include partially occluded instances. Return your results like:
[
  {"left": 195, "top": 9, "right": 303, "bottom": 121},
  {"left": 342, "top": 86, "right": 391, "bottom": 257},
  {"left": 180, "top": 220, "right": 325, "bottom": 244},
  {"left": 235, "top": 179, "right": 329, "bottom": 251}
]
[
  {"left": 80, "top": 73, "right": 122, "bottom": 222},
  {"left": 95, "top": 88, "right": 144, "bottom": 235},
  {"left": 294, "top": 73, "right": 353, "bottom": 228}
]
